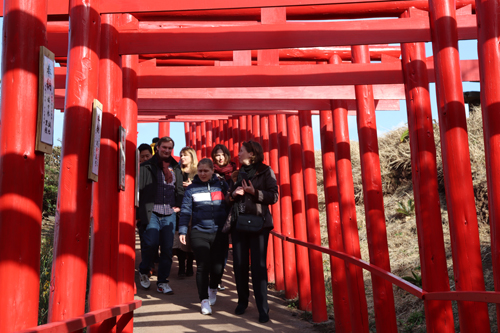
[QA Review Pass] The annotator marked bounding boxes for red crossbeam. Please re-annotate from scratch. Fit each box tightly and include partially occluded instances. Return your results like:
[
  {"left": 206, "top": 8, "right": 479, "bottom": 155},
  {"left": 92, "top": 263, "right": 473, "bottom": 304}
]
[{"left": 15, "top": 300, "right": 142, "bottom": 333}]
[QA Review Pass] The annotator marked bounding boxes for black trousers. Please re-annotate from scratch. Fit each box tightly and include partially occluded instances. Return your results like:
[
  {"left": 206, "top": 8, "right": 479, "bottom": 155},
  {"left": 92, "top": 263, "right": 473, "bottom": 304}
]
[
  {"left": 190, "top": 228, "right": 229, "bottom": 301},
  {"left": 231, "top": 228, "right": 270, "bottom": 315}
]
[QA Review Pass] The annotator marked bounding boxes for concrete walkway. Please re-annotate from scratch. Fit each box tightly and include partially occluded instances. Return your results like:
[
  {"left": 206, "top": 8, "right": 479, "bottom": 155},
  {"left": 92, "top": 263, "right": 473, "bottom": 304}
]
[{"left": 133, "top": 235, "right": 323, "bottom": 332}]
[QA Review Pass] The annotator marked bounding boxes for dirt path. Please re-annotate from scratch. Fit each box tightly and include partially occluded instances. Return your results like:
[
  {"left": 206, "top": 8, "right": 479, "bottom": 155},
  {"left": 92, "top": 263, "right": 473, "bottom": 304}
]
[{"left": 133, "top": 234, "right": 326, "bottom": 332}]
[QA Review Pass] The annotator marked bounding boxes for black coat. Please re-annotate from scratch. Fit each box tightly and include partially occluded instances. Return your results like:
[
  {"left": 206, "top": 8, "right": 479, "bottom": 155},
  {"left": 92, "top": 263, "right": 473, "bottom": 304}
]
[{"left": 137, "top": 154, "right": 184, "bottom": 232}]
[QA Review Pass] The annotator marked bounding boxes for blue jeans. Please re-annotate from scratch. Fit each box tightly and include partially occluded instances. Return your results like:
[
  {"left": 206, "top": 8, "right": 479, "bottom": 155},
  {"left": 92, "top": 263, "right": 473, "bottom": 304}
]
[{"left": 139, "top": 212, "right": 176, "bottom": 284}]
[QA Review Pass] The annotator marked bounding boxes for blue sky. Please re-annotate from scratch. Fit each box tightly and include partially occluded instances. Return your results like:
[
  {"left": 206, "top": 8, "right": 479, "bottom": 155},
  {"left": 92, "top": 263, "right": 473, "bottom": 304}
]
[{"left": 0, "top": 19, "right": 479, "bottom": 156}]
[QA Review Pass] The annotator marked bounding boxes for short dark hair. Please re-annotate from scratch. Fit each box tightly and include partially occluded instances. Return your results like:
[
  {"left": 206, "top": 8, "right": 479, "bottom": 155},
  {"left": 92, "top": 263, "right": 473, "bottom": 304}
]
[
  {"left": 157, "top": 136, "right": 175, "bottom": 148},
  {"left": 198, "top": 158, "right": 214, "bottom": 169},
  {"left": 211, "top": 144, "right": 231, "bottom": 166},
  {"left": 152, "top": 137, "right": 159, "bottom": 144},
  {"left": 138, "top": 143, "right": 152, "bottom": 154},
  {"left": 242, "top": 141, "right": 264, "bottom": 164}
]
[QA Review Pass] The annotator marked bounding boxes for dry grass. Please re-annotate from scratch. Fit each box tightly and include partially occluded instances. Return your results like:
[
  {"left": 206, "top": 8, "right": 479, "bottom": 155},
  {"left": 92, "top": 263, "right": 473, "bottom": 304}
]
[{"left": 310, "top": 106, "right": 496, "bottom": 332}]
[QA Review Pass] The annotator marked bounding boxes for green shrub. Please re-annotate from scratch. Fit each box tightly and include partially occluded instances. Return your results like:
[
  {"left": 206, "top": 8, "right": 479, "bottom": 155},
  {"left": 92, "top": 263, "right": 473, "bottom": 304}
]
[
  {"left": 43, "top": 147, "right": 61, "bottom": 215},
  {"left": 38, "top": 236, "right": 53, "bottom": 325}
]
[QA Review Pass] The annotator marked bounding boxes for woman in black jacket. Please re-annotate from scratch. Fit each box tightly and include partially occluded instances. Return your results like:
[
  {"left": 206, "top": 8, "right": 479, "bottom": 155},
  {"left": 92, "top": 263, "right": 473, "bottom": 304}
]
[{"left": 228, "top": 141, "right": 279, "bottom": 323}]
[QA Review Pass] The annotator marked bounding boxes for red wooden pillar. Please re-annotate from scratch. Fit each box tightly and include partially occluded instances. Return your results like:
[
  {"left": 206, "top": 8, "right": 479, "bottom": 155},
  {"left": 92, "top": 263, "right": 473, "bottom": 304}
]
[
  {"left": 277, "top": 114, "right": 298, "bottom": 299},
  {"left": 269, "top": 115, "right": 285, "bottom": 291},
  {"left": 232, "top": 117, "right": 240, "bottom": 167},
  {"left": 228, "top": 119, "right": 234, "bottom": 161},
  {"left": 239, "top": 115, "right": 247, "bottom": 141},
  {"left": 184, "top": 122, "right": 191, "bottom": 147},
  {"left": 247, "top": 115, "right": 253, "bottom": 140},
  {"left": 117, "top": 49, "right": 138, "bottom": 333},
  {"left": 400, "top": 19, "right": 455, "bottom": 332},
  {"left": 329, "top": 106, "right": 370, "bottom": 332},
  {"left": 0, "top": 0, "right": 47, "bottom": 330},
  {"left": 429, "top": 0, "right": 491, "bottom": 330},
  {"left": 220, "top": 120, "right": 227, "bottom": 148},
  {"left": 48, "top": 0, "right": 100, "bottom": 325},
  {"left": 211, "top": 120, "right": 219, "bottom": 147},
  {"left": 191, "top": 123, "right": 196, "bottom": 150},
  {"left": 287, "top": 114, "right": 312, "bottom": 311},
  {"left": 299, "top": 111, "right": 327, "bottom": 322},
  {"left": 253, "top": 115, "right": 261, "bottom": 143},
  {"left": 201, "top": 121, "right": 207, "bottom": 158},
  {"left": 206, "top": 121, "right": 213, "bottom": 157},
  {"left": 352, "top": 44, "right": 397, "bottom": 332},
  {"left": 260, "top": 115, "right": 275, "bottom": 282},
  {"left": 89, "top": 13, "right": 122, "bottom": 333},
  {"left": 196, "top": 122, "right": 202, "bottom": 161},
  {"left": 475, "top": 0, "right": 500, "bottom": 324},
  {"left": 159, "top": 121, "right": 170, "bottom": 138},
  {"left": 326, "top": 56, "right": 360, "bottom": 332}
]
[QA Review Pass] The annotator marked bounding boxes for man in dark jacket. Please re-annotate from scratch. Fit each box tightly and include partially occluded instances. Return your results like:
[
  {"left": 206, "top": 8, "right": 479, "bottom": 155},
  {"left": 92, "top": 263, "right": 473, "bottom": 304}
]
[{"left": 137, "top": 136, "right": 184, "bottom": 294}]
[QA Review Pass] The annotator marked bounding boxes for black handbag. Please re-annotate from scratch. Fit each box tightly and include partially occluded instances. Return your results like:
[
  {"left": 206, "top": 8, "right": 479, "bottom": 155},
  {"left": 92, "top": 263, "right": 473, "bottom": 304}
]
[{"left": 236, "top": 213, "right": 264, "bottom": 233}]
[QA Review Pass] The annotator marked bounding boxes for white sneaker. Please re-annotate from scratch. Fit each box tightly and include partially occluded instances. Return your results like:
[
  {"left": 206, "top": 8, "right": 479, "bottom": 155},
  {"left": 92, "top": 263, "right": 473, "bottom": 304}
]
[
  {"left": 208, "top": 287, "right": 217, "bottom": 306},
  {"left": 217, "top": 283, "right": 226, "bottom": 291},
  {"left": 201, "top": 299, "right": 212, "bottom": 315},
  {"left": 139, "top": 272, "right": 150, "bottom": 289},
  {"left": 157, "top": 282, "right": 173, "bottom": 294}
]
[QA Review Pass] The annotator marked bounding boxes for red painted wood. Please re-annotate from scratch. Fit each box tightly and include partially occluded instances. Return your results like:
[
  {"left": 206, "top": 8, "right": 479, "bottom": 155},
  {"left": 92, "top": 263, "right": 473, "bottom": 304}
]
[
  {"left": 401, "top": 36, "right": 454, "bottom": 332},
  {"left": 0, "top": 0, "right": 47, "bottom": 331},
  {"left": 2, "top": 0, "right": 476, "bottom": 18},
  {"left": 352, "top": 44, "right": 397, "bottom": 332},
  {"left": 184, "top": 122, "right": 191, "bottom": 147},
  {"left": 232, "top": 117, "right": 239, "bottom": 168},
  {"left": 117, "top": 50, "right": 139, "bottom": 333},
  {"left": 54, "top": 59, "right": 480, "bottom": 90},
  {"left": 136, "top": 85, "right": 406, "bottom": 100},
  {"left": 269, "top": 115, "right": 285, "bottom": 291},
  {"left": 287, "top": 114, "right": 312, "bottom": 311},
  {"left": 252, "top": 115, "right": 261, "bottom": 142},
  {"left": 206, "top": 121, "right": 213, "bottom": 158},
  {"left": 299, "top": 111, "right": 328, "bottom": 323},
  {"left": 117, "top": 15, "right": 477, "bottom": 55},
  {"left": 259, "top": 115, "right": 275, "bottom": 283},
  {"left": 48, "top": 0, "right": 100, "bottom": 326},
  {"left": 158, "top": 122, "right": 170, "bottom": 137},
  {"left": 277, "top": 114, "right": 298, "bottom": 299},
  {"left": 219, "top": 120, "right": 226, "bottom": 147},
  {"left": 247, "top": 115, "right": 253, "bottom": 141},
  {"left": 17, "top": 300, "right": 141, "bottom": 333},
  {"left": 201, "top": 121, "right": 207, "bottom": 158},
  {"left": 89, "top": 14, "right": 122, "bottom": 333},
  {"left": 429, "top": 0, "right": 491, "bottom": 329},
  {"left": 475, "top": 0, "right": 500, "bottom": 324},
  {"left": 228, "top": 119, "right": 234, "bottom": 163},
  {"left": 239, "top": 116, "right": 247, "bottom": 141},
  {"left": 191, "top": 123, "right": 197, "bottom": 151},
  {"left": 196, "top": 122, "right": 202, "bottom": 161}
]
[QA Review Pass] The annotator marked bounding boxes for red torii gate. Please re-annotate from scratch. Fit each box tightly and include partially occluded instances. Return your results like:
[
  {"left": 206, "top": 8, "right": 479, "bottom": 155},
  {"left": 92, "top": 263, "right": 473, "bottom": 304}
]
[{"left": 1, "top": 0, "right": 500, "bottom": 332}]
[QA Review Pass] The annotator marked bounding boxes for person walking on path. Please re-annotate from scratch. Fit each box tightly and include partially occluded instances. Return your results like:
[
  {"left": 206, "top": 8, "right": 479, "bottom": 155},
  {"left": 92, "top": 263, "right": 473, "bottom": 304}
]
[
  {"left": 179, "top": 158, "right": 229, "bottom": 315},
  {"left": 227, "top": 141, "right": 279, "bottom": 323},
  {"left": 137, "top": 136, "right": 184, "bottom": 295}
]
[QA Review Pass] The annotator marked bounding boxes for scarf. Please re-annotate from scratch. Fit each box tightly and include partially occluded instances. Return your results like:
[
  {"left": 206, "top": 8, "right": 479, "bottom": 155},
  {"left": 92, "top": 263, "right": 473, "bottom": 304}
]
[
  {"left": 214, "top": 162, "right": 236, "bottom": 181},
  {"left": 158, "top": 159, "right": 173, "bottom": 184}
]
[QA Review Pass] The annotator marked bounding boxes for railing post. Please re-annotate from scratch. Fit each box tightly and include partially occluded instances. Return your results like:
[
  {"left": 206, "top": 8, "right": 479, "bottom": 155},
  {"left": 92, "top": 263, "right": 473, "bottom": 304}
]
[
  {"left": 117, "top": 45, "right": 139, "bottom": 333},
  {"left": 428, "top": 0, "right": 491, "bottom": 329},
  {"left": 475, "top": 0, "right": 500, "bottom": 325},
  {"left": 287, "top": 114, "right": 312, "bottom": 311},
  {"left": 89, "top": 13, "right": 122, "bottom": 332},
  {"left": 252, "top": 115, "right": 261, "bottom": 142},
  {"left": 228, "top": 119, "right": 234, "bottom": 162},
  {"left": 352, "top": 44, "right": 397, "bottom": 332},
  {"left": 277, "top": 114, "right": 298, "bottom": 299},
  {"left": 48, "top": 0, "right": 101, "bottom": 326},
  {"left": 0, "top": 0, "right": 48, "bottom": 330},
  {"left": 201, "top": 121, "right": 207, "bottom": 158},
  {"left": 159, "top": 122, "right": 170, "bottom": 138},
  {"left": 400, "top": 12, "right": 455, "bottom": 331},
  {"left": 269, "top": 115, "right": 285, "bottom": 291},
  {"left": 299, "top": 111, "right": 328, "bottom": 322},
  {"left": 239, "top": 115, "right": 248, "bottom": 142}
]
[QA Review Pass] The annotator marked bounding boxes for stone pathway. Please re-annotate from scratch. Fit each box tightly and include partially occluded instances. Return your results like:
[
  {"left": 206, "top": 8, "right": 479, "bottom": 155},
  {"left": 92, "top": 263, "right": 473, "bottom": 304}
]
[{"left": 133, "top": 235, "right": 324, "bottom": 332}]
